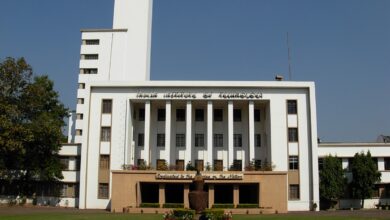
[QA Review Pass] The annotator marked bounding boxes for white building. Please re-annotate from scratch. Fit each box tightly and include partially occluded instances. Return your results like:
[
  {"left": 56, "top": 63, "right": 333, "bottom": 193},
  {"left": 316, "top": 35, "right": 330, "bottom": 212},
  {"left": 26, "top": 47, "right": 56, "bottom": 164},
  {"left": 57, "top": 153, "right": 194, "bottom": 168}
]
[{"left": 55, "top": 0, "right": 390, "bottom": 212}]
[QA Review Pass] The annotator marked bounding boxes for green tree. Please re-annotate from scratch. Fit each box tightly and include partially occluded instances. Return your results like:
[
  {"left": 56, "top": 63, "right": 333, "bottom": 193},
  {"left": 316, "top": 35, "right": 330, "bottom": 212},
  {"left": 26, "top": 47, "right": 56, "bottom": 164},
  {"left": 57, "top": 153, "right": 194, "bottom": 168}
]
[
  {"left": 319, "top": 155, "right": 346, "bottom": 209},
  {"left": 0, "top": 57, "right": 68, "bottom": 196},
  {"left": 350, "top": 151, "right": 381, "bottom": 208}
]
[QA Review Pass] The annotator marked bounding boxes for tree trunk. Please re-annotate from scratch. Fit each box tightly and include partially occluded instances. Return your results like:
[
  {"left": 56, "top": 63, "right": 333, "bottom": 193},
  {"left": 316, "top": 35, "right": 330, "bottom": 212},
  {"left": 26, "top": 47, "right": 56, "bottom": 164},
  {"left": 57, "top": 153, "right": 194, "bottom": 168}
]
[{"left": 361, "top": 198, "right": 364, "bottom": 209}]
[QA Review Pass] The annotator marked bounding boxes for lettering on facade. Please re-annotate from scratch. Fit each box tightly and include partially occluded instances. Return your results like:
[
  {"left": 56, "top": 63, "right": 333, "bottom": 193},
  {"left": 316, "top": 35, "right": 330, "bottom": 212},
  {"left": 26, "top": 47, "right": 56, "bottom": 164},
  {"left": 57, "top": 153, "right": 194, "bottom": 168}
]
[
  {"left": 136, "top": 91, "right": 263, "bottom": 100},
  {"left": 155, "top": 173, "right": 243, "bottom": 180}
]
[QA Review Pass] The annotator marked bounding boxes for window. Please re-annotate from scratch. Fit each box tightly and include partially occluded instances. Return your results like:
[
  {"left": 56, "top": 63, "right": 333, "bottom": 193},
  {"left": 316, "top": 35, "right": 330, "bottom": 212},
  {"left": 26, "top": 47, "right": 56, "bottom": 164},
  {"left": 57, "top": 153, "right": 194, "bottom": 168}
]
[
  {"left": 176, "top": 109, "right": 185, "bottom": 121},
  {"left": 76, "top": 129, "right": 82, "bottom": 136},
  {"left": 195, "top": 134, "right": 204, "bottom": 147},
  {"left": 195, "top": 160, "right": 204, "bottom": 171},
  {"left": 289, "top": 156, "right": 299, "bottom": 170},
  {"left": 75, "top": 157, "right": 81, "bottom": 170},
  {"left": 157, "top": 133, "right": 165, "bottom": 147},
  {"left": 98, "top": 183, "right": 109, "bottom": 199},
  {"left": 82, "top": 54, "right": 99, "bottom": 60},
  {"left": 102, "top": 100, "right": 112, "bottom": 114},
  {"left": 60, "top": 157, "right": 70, "bottom": 170},
  {"left": 254, "top": 109, "right": 261, "bottom": 122},
  {"left": 84, "top": 39, "right": 100, "bottom": 45},
  {"left": 232, "top": 160, "right": 242, "bottom": 171},
  {"left": 176, "top": 160, "right": 185, "bottom": 171},
  {"left": 100, "top": 127, "right": 111, "bottom": 142},
  {"left": 81, "top": 68, "right": 98, "bottom": 74},
  {"left": 213, "top": 134, "right": 223, "bottom": 147},
  {"left": 61, "top": 184, "right": 68, "bottom": 197},
  {"left": 78, "top": 83, "right": 85, "bottom": 89},
  {"left": 289, "top": 184, "right": 300, "bottom": 200},
  {"left": 214, "top": 109, "right": 223, "bottom": 121},
  {"left": 385, "top": 158, "right": 390, "bottom": 170},
  {"left": 234, "top": 134, "right": 242, "bottom": 147},
  {"left": 76, "top": 113, "right": 83, "bottom": 120},
  {"left": 214, "top": 160, "right": 223, "bottom": 171},
  {"left": 139, "top": 108, "right": 145, "bottom": 121},
  {"left": 137, "top": 159, "right": 145, "bottom": 166},
  {"left": 288, "top": 128, "right": 298, "bottom": 142},
  {"left": 157, "top": 109, "right": 165, "bottom": 121},
  {"left": 234, "top": 109, "right": 241, "bottom": 122},
  {"left": 255, "top": 134, "right": 261, "bottom": 147},
  {"left": 287, "top": 100, "right": 297, "bottom": 114},
  {"left": 156, "top": 159, "right": 166, "bottom": 170},
  {"left": 195, "top": 109, "right": 204, "bottom": 121},
  {"left": 99, "top": 155, "right": 110, "bottom": 170},
  {"left": 77, "top": 98, "right": 84, "bottom": 104},
  {"left": 176, "top": 134, "right": 185, "bottom": 147},
  {"left": 138, "top": 133, "right": 144, "bottom": 147}
]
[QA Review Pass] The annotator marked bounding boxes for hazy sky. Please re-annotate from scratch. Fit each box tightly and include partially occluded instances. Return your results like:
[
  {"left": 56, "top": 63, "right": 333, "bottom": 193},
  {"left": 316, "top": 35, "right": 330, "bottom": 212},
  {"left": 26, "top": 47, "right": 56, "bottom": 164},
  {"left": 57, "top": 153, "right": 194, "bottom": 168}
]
[{"left": 1, "top": 0, "right": 389, "bottom": 142}]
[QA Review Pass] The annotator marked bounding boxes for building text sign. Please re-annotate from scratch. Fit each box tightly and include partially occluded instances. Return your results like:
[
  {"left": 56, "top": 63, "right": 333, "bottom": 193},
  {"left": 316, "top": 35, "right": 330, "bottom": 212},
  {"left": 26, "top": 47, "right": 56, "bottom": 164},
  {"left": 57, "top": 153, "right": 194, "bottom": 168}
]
[
  {"left": 136, "top": 92, "right": 262, "bottom": 100},
  {"left": 155, "top": 173, "right": 243, "bottom": 180}
]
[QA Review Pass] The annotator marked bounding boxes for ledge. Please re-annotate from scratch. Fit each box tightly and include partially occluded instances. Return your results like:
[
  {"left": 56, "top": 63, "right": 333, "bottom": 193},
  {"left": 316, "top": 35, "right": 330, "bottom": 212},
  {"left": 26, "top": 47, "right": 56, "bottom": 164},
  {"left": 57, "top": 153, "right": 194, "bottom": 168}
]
[{"left": 80, "top": 28, "right": 127, "bottom": 33}]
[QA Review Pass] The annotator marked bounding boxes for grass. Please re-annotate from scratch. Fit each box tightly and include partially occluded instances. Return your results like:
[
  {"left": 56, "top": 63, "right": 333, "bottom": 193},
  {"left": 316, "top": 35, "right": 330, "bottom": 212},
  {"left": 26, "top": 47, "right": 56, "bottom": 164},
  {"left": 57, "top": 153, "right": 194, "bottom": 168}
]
[{"left": 0, "top": 213, "right": 387, "bottom": 220}]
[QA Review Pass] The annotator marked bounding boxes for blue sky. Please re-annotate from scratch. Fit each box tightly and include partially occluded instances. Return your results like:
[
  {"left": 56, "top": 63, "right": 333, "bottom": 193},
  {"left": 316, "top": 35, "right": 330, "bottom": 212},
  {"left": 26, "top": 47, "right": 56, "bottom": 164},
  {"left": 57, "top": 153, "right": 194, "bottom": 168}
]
[{"left": 1, "top": 0, "right": 389, "bottom": 142}]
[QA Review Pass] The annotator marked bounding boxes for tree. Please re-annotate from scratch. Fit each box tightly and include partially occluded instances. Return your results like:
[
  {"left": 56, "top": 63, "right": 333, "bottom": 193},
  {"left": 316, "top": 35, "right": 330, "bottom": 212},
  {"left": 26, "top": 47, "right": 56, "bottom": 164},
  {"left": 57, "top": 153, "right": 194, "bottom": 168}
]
[
  {"left": 0, "top": 57, "right": 68, "bottom": 196},
  {"left": 350, "top": 151, "right": 381, "bottom": 208},
  {"left": 319, "top": 155, "right": 346, "bottom": 209}
]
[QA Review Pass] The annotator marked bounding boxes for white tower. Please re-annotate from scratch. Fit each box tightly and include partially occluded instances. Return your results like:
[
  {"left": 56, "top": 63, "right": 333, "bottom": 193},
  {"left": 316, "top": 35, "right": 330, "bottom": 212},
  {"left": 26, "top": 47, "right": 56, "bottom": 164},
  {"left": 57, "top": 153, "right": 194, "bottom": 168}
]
[{"left": 77, "top": 0, "right": 153, "bottom": 209}]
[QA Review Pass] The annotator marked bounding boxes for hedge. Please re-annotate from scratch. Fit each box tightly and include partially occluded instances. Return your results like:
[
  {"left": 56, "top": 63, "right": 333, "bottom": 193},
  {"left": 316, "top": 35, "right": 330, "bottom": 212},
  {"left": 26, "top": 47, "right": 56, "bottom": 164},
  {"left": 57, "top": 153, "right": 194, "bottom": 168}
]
[
  {"left": 236, "top": 203, "right": 259, "bottom": 208},
  {"left": 212, "top": 203, "right": 234, "bottom": 209},
  {"left": 140, "top": 203, "right": 159, "bottom": 208},
  {"left": 202, "top": 209, "right": 225, "bottom": 220},
  {"left": 163, "top": 203, "right": 184, "bottom": 208},
  {"left": 173, "top": 208, "right": 195, "bottom": 220}
]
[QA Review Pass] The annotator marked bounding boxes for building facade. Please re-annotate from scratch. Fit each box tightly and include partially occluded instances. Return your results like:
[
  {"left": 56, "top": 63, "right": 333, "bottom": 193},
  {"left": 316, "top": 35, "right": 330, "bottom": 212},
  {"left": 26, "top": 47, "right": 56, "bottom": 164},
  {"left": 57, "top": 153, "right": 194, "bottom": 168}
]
[{"left": 53, "top": 0, "right": 390, "bottom": 212}]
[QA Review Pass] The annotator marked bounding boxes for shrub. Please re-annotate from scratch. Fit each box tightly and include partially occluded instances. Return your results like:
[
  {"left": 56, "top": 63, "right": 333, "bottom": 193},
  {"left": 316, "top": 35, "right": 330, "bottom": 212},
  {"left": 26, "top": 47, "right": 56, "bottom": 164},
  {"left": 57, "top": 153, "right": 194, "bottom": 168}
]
[
  {"left": 237, "top": 204, "right": 258, "bottom": 208},
  {"left": 212, "top": 204, "right": 234, "bottom": 209},
  {"left": 202, "top": 209, "right": 224, "bottom": 220},
  {"left": 163, "top": 203, "right": 184, "bottom": 208},
  {"left": 140, "top": 203, "right": 159, "bottom": 208},
  {"left": 173, "top": 208, "right": 195, "bottom": 220}
]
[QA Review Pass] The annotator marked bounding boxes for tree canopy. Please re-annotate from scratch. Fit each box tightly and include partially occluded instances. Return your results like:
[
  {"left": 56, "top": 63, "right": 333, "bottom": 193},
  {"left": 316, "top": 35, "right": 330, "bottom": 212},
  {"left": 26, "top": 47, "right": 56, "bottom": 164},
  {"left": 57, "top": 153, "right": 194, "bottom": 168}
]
[
  {"left": 350, "top": 151, "right": 381, "bottom": 208},
  {"left": 0, "top": 57, "right": 68, "bottom": 195},
  {"left": 319, "top": 155, "right": 346, "bottom": 208}
]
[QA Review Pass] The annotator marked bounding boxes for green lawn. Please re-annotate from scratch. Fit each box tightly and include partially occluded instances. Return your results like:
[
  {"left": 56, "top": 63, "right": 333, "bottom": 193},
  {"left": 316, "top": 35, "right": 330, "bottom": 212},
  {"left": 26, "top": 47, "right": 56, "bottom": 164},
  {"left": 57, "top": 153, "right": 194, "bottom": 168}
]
[{"left": 0, "top": 213, "right": 387, "bottom": 220}]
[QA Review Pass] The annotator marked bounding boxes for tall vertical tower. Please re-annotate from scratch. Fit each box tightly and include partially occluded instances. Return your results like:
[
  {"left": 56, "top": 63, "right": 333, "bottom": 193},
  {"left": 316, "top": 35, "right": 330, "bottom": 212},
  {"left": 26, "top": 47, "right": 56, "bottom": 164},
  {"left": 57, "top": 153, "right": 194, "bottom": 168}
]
[{"left": 77, "top": 0, "right": 153, "bottom": 209}]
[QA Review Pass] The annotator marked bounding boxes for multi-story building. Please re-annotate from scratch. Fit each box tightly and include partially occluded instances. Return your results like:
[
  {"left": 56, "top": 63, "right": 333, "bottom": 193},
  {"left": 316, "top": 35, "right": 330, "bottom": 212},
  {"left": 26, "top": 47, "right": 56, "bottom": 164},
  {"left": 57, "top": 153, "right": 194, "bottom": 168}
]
[{"left": 55, "top": 0, "right": 390, "bottom": 212}]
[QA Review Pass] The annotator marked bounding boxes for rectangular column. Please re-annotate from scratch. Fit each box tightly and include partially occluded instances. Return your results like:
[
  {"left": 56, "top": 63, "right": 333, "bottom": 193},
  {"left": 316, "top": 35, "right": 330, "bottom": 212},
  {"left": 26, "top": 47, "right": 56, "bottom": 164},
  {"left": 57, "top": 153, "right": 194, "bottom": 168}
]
[
  {"left": 185, "top": 101, "right": 192, "bottom": 165},
  {"left": 159, "top": 183, "right": 165, "bottom": 208},
  {"left": 233, "top": 184, "right": 239, "bottom": 208},
  {"left": 144, "top": 100, "right": 151, "bottom": 164},
  {"left": 228, "top": 101, "right": 234, "bottom": 169},
  {"left": 165, "top": 101, "right": 171, "bottom": 164},
  {"left": 184, "top": 184, "right": 190, "bottom": 208},
  {"left": 208, "top": 184, "right": 214, "bottom": 208},
  {"left": 207, "top": 101, "right": 213, "bottom": 168},
  {"left": 136, "top": 182, "right": 141, "bottom": 207},
  {"left": 248, "top": 101, "right": 255, "bottom": 162}
]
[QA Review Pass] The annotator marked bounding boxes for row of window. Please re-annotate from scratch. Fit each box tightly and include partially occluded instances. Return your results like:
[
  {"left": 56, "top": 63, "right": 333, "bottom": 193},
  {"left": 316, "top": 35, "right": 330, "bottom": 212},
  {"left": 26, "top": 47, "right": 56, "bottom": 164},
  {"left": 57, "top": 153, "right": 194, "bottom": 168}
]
[
  {"left": 136, "top": 108, "right": 262, "bottom": 122},
  {"left": 81, "top": 54, "right": 99, "bottom": 60},
  {"left": 136, "top": 133, "right": 262, "bottom": 148},
  {"left": 82, "top": 39, "right": 100, "bottom": 45},
  {"left": 138, "top": 159, "right": 249, "bottom": 171}
]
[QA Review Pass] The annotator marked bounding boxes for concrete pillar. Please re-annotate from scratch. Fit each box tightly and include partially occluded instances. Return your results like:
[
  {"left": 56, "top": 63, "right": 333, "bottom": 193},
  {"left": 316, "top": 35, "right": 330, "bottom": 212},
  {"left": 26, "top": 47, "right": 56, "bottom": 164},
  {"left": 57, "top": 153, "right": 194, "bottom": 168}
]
[
  {"left": 248, "top": 101, "right": 255, "bottom": 163},
  {"left": 228, "top": 101, "right": 234, "bottom": 169},
  {"left": 185, "top": 101, "right": 192, "bottom": 165},
  {"left": 165, "top": 101, "right": 171, "bottom": 164},
  {"left": 144, "top": 101, "right": 151, "bottom": 164},
  {"left": 184, "top": 184, "right": 190, "bottom": 208},
  {"left": 136, "top": 182, "right": 141, "bottom": 207},
  {"left": 208, "top": 184, "right": 215, "bottom": 208},
  {"left": 159, "top": 183, "right": 165, "bottom": 208},
  {"left": 233, "top": 184, "right": 239, "bottom": 208},
  {"left": 207, "top": 101, "right": 213, "bottom": 168}
]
